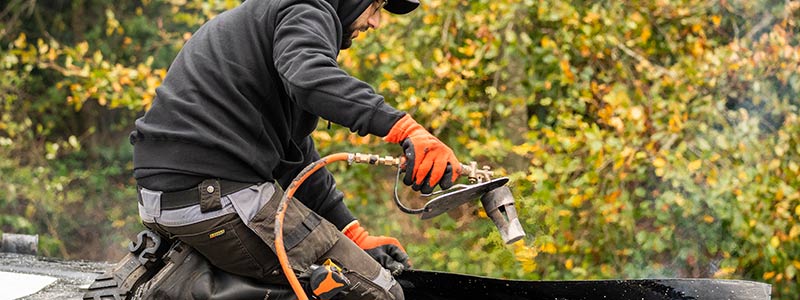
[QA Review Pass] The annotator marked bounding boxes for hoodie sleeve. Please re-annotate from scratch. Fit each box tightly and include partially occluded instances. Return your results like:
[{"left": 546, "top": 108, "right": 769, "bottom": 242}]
[
  {"left": 272, "top": 1, "right": 405, "bottom": 137},
  {"left": 277, "top": 136, "right": 355, "bottom": 230}
]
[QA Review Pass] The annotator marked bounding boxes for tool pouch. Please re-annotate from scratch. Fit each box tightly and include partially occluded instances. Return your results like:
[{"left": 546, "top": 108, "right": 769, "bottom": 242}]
[
  {"left": 135, "top": 241, "right": 295, "bottom": 300},
  {"left": 246, "top": 186, "right": 340, "bottom": 275}
]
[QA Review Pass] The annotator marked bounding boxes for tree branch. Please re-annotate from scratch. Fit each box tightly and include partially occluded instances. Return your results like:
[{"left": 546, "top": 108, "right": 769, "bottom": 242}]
[
  {"left": 743, "top": 12, "right": 774, "bottom": 41},
  {"left": 616, "top": 43, "right": 678, "bottom": 79}
]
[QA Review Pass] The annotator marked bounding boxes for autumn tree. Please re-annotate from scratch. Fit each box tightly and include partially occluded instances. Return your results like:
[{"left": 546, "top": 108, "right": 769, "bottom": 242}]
[{"left": 1, "top": 0, "right": 798, "bottom": 298}]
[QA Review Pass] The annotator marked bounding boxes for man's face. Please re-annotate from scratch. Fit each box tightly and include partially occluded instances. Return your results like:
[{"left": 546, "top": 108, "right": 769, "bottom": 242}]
[{"left": 342, "top": 0, "right": 385, "bottom": 49}]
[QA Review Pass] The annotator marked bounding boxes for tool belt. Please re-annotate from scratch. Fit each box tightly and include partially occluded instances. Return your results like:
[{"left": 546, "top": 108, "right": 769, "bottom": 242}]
[{"left": 137, "top": 179, "right": 254, "bottom": 211}]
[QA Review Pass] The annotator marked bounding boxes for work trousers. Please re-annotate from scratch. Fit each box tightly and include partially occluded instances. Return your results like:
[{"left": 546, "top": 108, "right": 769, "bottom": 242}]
[{"left": 138, "top": 180, "right": 403, "bottom": 300}]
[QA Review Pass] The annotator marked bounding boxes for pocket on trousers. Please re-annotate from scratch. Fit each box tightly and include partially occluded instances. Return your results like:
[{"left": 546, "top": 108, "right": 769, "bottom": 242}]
[
  {"left": 246, "top": 194, "right": 340, "bottom": 274},
  {"left": 340, "top": 271, "right": 395, "bottom": 300},
  {"left": 175, "top": 217, "right": 271, "bottom": 279}
]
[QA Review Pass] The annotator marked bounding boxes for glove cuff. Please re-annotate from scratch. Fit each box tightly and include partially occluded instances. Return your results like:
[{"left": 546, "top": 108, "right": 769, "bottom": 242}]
[
  {"left": 384, "top": 114, "right": 423, "bottom": 144},
  {"left": 342, "top": 220, "right": 360, "bottom": 232},
  {"left": 342, "top": 220, "right": 368, "bottom": 246}
]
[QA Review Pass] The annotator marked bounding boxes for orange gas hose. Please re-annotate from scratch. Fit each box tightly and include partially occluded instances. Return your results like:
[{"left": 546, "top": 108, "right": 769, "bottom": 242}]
[{"left": 275, "top": 152, "right": 352, "bottom": 300}]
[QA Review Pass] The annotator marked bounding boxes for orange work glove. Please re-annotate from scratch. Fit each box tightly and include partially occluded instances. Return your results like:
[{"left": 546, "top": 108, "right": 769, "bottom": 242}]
[
  {"left": 343, "top": 221, "right": 411, "bottom": 275},
  {"left": 384, "top": 114, "right": 461, "bottom": 194}
]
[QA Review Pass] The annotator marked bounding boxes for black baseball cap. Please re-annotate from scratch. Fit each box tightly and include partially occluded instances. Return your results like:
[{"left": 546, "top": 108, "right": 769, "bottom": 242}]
[{"left": 384, "top": 0, "right": 419, "bottom": 14}]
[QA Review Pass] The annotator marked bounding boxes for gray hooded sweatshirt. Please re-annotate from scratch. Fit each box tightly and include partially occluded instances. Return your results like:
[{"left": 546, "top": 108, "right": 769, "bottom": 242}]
[{"left": 130, "top": 0, "right": 405, "bottom": 229}]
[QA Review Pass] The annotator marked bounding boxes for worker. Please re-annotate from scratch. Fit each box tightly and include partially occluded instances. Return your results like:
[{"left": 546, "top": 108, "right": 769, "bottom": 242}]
[{"left": 128, "top": 0, "right": 461, "bottom": 299}]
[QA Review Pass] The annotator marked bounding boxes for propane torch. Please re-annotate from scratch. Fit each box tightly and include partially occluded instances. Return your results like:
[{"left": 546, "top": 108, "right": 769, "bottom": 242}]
[{"left": 347, "top": 153, "right": 526, "bottom": 244}]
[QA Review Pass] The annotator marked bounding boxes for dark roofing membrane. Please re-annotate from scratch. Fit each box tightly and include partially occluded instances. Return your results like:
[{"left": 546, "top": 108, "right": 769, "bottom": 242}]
[
  {"left": 397, "top": 270, "right": 772, "bottom": 300},
  {"left": 0, "top": 252, "right": 771, "bottom": 300}
]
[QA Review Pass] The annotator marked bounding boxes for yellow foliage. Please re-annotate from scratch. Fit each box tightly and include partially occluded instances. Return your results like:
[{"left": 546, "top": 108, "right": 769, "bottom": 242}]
[
  {"left": 433, "top": 63, "right": 451, "bottom": 78},
  {"left": 25, "top": 204, "right": 36, "bottom": 219},
  {"left": 668, "top": 114, "right": 683, "bottom": 133},
  {"left": 569, "top": 194, "right": 585, "bottom": 207},
  {"left": 687, "top": 160, "right": 702, "bottom": 172},
  {"left": 652, "top": 157, "right": 666, "bottom": 168},
  {"left": 690, "top": 40, "right": 705, "bottom": 57},
  {"left": 422, "top": 14, "right": 436, "bottom": 25},
  {"left": 513, "top": 240, "right": 538, "bottom": 273},
  {"left": 712, "top": 15, "right": 721, "bottom": 27},
  {"left": 764, "top": 271, "right": 776, "bottom": 280},
  {"left": 770, "top": 236, "right": 780, "bottom": 248},
  {"left": 789, "top": 161, "right": 800, "bottom": 174},
  {"left": 640, "top": 26, "right": 651, "bottom": 43},
  {"left": 141, "top": 93, "right": 154, "bottom": 110},
  {"left": 714, "top": 267, "right": 736, "bottom": 278},
  {"left": 737, "top": 171, "right": 748, "bottom": 181},
  {"left": 602, "top": 86, "right": 630, "bottom": 107},
  {"left": 511, "top": 143, "right": 539, "bottom": 156},
  {"left": 628, "top": 106, "right": 644, "bottom": 121},
  {"left": 347, "top": 134, "right": 373, "bottom": 146},
  {"left": 14, "top": 33, "right": 27, "bottom": 48},
  {"left": 769, "top": 159, "right": 781, "bottom": 170},
  {"left": 379, "top": 80, "right": 400, "bottom": 93},
  {"left": 112, "top": 220, "right": 127, "bottom": 229},
  {"left": 540, "top": 36, "right": 555, "bottom": 49},
  {"left": 703, "top": 215, "right": 714, "bottom": 223},
  {"left": 706, "top": 168, "right": 718, "bottom": 186},
  {"left": 582, "top": 12, "right": 600, "bottom": 24},
  {"left": 608, "top": 117, "right": 624, "bottom": 132},
  {"left": 458, "top": 43, "right": 476, "bottom": 57},
  {"left": 672, "top": 194, "right": 685, "bottom": 207},
  {"left": 559, "top": 59, "right": 575, "bottom": 83},
  {"left": 540, "top": 242, "right": 557, "bottom": 254},
  {"left": 605, "top": 190, "right": 620, "bottom": 204}
]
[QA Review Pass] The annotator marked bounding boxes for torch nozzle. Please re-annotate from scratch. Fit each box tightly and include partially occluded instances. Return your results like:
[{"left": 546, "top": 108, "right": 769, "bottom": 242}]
[{"left": 481, "top": 186, "right": 526, "bottom": 244}]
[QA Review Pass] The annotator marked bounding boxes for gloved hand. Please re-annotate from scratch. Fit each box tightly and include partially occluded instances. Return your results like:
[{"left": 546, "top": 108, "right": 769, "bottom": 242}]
[
  {"left": 384, "top": 114, "right": 461, "bottom": 194},
  {"left": 343, "top": 221, "right": 411, "bottom": 275}
]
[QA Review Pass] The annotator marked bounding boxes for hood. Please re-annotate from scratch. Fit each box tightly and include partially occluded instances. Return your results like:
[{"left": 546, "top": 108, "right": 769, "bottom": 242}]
[
  {"left": 329, "top": 0, "right": 420, "bottom": 30},
  {"left": 326, "top": 0, "right": 373, "bottom": 30},
  {"left": 324, "top": 0, "right": 419, "bottom": 49}
]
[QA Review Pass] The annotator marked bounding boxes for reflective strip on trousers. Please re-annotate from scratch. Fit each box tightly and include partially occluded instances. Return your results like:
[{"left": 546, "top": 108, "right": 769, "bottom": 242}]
[{"left": 138, "top": 182, "right": 277, "bottom": 227}]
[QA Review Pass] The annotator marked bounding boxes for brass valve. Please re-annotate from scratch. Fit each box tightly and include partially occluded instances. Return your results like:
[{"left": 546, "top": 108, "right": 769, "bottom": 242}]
[
  {"left": 348, "top": 153, "right": 402, "bottom": 167},
  {"left": 459, "top": 161, "right": 494, "bottom": 183}
]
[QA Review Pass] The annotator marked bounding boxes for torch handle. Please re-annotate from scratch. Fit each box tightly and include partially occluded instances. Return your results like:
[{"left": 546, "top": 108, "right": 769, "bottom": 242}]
[{"left": 348, "top": 153, "right": 494, "bottom": 183}]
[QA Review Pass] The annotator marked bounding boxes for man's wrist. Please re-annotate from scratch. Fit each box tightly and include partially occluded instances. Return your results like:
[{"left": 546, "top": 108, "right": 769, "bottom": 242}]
[
  {"left": 342, "top": 220, "right": 359, "bottom": 233},
  {"left": 342, "top": 220, "right": 368, "bottom": 247},
  {"left": 321, "top": 201, "right": 357, "bottom": 230},
  {"left": 384, "top": 114, "right": 420, "bottom": 144}
]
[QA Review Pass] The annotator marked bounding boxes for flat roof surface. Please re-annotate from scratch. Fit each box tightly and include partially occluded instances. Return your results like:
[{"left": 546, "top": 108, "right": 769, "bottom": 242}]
[
  {"left": 0, "top": 253, "right": 109, "bottom": 300},
  {"left": 0, "top": 272, "right": 57, "bottom": 300}
]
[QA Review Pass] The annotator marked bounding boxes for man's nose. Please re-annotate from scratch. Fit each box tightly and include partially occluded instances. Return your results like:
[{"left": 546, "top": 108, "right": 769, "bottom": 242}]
[{"left": 368, "top": 10, "right": 382, "bottom": 29}]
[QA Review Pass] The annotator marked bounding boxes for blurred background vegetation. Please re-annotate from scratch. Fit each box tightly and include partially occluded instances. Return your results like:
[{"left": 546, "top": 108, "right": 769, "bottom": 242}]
[{"left": 1, "top": 0, "right": 798, "bottom": 298}]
